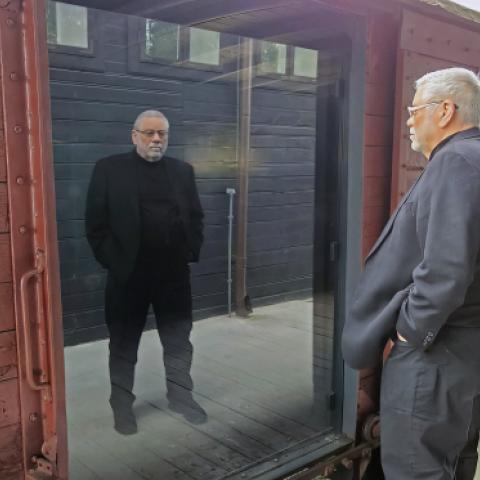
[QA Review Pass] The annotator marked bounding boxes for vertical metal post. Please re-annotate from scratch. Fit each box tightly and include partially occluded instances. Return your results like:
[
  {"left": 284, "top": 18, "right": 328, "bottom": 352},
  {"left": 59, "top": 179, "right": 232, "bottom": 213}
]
[
  {"left": 235, "top": 37, "right": 253, "bottom": 317},
  {"left": 226, "top": 188, "right": 236, "bottom": 316}
]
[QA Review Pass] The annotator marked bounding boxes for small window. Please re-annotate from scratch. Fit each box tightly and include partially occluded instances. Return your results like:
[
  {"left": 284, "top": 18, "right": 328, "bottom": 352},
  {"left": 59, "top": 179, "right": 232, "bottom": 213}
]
[
  {"left": 259, "top": 41, "right": 287, "bottom": 75},
  {"left": 47, "top": 1, "right": 88, "bottom": 49},
  {"left": 294, "top": 47, "right": 318, "bottom": 78},
  {"left": 189, "top": 28, "right": 220, "bottom": 65},
  {"left": 144, "top": 21, "right": 221, "bottom": 67},
  {"left": 145, "top": 19, "right": 180, "bottom": 62}
]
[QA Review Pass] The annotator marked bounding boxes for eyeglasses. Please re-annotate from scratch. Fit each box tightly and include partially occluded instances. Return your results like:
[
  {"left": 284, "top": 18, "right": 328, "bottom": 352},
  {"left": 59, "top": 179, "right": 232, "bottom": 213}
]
[
  {"left": 134, "top": 129, "right": 169, "bottom": 139},
  {"left": 407, "top": 101, "right": 459, "bottom": 117}
]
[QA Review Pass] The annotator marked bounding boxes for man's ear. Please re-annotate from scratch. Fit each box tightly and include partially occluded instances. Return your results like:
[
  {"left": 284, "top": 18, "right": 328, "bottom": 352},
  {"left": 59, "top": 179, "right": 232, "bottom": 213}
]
[
  {"left": 438, "top": 101, "right": 455, "bottom": 128},
  {"left": 131, "top": 130, "right": 137, "bottom": 145}
]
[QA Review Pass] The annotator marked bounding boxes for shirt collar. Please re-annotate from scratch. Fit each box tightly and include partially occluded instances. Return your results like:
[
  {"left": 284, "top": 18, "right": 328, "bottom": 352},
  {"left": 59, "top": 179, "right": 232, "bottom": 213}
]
[{"left": 430, "top": 127, "right": 480, "bottom": 160}]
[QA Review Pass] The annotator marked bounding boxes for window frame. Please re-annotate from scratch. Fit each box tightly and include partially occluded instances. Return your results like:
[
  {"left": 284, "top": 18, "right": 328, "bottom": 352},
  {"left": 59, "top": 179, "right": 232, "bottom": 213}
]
[
  {"left": 47, "top": 1, "right": 95, "bottom": 56},
  {"left": 139, "top": 18, "right": 225, "bottom": 73},
  {"left": 255, "top": 41, "right": 319, "bottom": 83}
]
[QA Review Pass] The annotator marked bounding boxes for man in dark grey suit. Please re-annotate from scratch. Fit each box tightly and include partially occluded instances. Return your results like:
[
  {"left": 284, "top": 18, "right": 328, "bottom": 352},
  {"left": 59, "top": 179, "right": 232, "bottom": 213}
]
[
  {"left": 342, "top": 68, "right": 480, "bottom": 479},
  {"left": 86, "top": 110, "right": 206, "bottom": 435}
]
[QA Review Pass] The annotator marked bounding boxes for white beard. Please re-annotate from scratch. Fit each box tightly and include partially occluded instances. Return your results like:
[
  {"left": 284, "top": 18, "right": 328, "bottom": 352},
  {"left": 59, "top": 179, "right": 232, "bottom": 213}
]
[
  {"left": 410, "top": 138, "right": 422, "bottom": 152},
  {"left": 146, "top": 151, "right": 164, "bottom": 162}
]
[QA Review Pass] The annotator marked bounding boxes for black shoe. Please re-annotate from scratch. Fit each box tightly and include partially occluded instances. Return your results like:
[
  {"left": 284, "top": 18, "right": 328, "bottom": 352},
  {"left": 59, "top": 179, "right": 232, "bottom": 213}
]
[
  {"left": 109, "top": 399, "right": 138, "bottom": 435},
  {"left": 168, "top": 397, "right": 208, "bottom": 425}
]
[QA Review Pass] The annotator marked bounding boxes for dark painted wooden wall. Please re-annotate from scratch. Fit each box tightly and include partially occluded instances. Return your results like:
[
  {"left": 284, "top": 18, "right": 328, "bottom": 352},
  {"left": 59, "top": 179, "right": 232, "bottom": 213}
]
[
  {"left": 247, "top": 88, "right": 316, "bottom": 303},
  {"left": 49, "top": 8, "right": 317, "bottom": 345}
]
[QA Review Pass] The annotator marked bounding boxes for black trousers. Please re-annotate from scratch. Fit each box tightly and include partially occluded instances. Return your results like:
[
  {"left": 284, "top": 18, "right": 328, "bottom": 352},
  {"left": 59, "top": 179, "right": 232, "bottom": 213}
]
[
  {"left": 105, "top": 259, "right": 194, "bottom": 407},
  {"left": 380, "top": 329, "right": 480, "bottom": 480}
]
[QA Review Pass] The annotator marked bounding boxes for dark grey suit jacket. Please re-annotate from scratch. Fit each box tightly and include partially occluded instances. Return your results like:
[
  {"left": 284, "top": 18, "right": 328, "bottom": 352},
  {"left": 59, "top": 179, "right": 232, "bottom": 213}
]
[
  {"left": 343, "top": 128, "right": 480, "bottom": 369},
  {"left": 85, "top": 150, "right": 204, "bottom": 285}
]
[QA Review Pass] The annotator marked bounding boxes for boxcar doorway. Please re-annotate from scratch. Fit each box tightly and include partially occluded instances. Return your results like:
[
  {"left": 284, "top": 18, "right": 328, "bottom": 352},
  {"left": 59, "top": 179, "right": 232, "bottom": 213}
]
[{"left": 45, "top": 1, "right": 356, "bottom": 479}]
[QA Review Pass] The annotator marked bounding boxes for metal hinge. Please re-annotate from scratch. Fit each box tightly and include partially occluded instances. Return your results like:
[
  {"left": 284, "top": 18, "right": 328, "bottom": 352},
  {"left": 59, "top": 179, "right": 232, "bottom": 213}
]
[
  {"left": 327, "top": 391, "right": 336, "bottom": 410},
  {"left": 329, "top": 241, "right": 340, "bottom": 261}
]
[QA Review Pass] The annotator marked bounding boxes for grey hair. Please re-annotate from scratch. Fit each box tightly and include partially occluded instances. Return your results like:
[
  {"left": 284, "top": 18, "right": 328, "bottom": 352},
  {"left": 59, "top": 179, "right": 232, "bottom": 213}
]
[
  {"left": 133, "top": 110, "right": 169, "bottom": 130},
  {"left": 415, "top": 67, "right": 480, "bottom": 126}
]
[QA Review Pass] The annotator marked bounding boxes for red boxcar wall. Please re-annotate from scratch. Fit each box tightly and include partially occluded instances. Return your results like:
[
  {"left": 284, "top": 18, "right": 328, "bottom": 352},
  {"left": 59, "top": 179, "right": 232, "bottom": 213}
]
[
  {"left": 0, "top": 55, "right": 23, "bottom": 479},
  {"left": 361, "top": 13, "right": 398, "bottom": 260},
  {"left": 391, "top": 8, "right": 480, "bottom": 206},
  {"left": 356, "top": 10, "right": 399, "bottom": 428}
]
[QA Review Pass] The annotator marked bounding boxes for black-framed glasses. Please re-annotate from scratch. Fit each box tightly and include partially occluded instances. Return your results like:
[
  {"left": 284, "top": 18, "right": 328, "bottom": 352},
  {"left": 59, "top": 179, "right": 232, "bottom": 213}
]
[{"left": 134, "top": 129, "right": 169, "bottom": 139}]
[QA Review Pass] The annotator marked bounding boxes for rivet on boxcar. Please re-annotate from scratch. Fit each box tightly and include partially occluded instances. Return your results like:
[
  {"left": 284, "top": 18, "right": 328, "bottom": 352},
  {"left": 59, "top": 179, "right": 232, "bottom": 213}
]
[
  {"left": 29, "top": 412, "right": 38, "bottom": 422},
  {"left": 13, "top": 125, "right": 23, "bottom": 134},
  {"left": 16, "top": 176, "right": 24, "bottom": 185},
  {"left": 9, "top": 72, "right": 17, "bottom": 81},
  {"left": 5, "top": 17, "right": 15, "bottom": 27},
  {"left": 18, "top": 225, "right": 27, "bottom": 234}
]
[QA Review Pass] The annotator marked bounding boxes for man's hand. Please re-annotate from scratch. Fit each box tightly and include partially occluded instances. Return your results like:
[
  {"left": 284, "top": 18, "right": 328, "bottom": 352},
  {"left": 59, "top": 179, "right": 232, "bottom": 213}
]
[{"left": 397, "top": 331, "right": 408, "bottom": 342}]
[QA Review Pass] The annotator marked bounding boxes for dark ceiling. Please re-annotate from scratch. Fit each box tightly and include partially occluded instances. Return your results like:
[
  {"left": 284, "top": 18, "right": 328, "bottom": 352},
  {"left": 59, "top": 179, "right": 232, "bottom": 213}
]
[{"left": 57, "top": 0, "right": 353, "bottom": 48}]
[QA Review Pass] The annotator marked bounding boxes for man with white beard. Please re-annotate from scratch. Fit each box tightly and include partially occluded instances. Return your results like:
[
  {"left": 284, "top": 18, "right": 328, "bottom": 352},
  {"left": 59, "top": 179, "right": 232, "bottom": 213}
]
[
  {"left": 86, "top": 110, "right": 206, "bottom": 434},
  {"left": 342, "top": 68, "right": 480, "bottom": 478}
]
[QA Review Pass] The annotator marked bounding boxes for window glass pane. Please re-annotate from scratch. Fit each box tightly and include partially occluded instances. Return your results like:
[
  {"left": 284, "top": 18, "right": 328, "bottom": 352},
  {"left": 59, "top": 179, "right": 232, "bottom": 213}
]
[
  {"left": 145, "top": 19, "right": 180, "bottom": 61},
  {"left": 189, "top": 28, "right": 220, "bottom": 65},
  {"left": 49, "top": 4, "right": 345, "bottom": 478},
  {"left": 52, "top": 1, "right": 88, "bottom": 49},
  {"left": 294, "top": 47, "right": 318, "bottom": 78},
  {"left": 259, "top": 41, "right": 287, "bottom": 74}
]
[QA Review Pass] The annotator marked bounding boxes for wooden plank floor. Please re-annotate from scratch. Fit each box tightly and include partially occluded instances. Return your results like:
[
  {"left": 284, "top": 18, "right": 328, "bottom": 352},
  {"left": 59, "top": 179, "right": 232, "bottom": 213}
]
[{"left": 65, "top": 299, "right": 335, "bottom": 480}]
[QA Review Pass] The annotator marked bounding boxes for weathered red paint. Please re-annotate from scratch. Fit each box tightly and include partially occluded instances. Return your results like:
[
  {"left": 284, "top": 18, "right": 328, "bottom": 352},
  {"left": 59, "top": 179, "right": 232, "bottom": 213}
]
[
  {"left": 0, "top": 0, "right": 67, "bottom": 478},
  {"left": 391, "top": 8, "right": 480, "bottom": 206},
  {"left": 0, "top": 0, "right": 479, "bottom": 478}
]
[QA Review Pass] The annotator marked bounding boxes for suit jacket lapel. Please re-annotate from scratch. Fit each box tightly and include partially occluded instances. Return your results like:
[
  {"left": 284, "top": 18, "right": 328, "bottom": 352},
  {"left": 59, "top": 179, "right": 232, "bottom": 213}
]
[
  {"left": 125, "top": 152, "right": 140, "bottom": 224},
  {"left": 365, "top": 170, "right": 424, "bottom": 262}
]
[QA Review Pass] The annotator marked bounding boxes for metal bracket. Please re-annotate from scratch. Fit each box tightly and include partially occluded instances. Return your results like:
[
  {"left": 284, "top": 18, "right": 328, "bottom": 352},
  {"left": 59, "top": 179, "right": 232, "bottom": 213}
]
[
  {"left": 41, "top": 435, "right": 57, "bottom": 463},
  {"left": 284, "top": 415, "right": 381, "bottom": 479},
  {"left": 28, "top": 455, "right": 54, "bottom": 479}
]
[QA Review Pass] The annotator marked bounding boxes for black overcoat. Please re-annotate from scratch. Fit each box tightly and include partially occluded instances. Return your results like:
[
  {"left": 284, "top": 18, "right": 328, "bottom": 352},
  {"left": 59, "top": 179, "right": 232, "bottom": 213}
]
[
  {"left": 85, "top": 150, "right": 204, "bottom": 284},
  {"left": 342, "top": 128, "right": 480, "bottom": 369}
]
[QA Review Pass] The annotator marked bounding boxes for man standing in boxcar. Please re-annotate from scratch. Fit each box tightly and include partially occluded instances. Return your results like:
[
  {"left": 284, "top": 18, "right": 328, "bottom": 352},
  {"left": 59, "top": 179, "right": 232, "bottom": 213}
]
[
  {"left": 342, "top": 68, "right": 480, "bottom": 479},
  {"left": 85, "top": 110, "right": 206, "bottom": 435}
]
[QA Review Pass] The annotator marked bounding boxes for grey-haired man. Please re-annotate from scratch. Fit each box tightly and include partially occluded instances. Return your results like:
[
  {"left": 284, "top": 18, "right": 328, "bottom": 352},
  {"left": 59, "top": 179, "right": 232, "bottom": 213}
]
[
  {"left": 86, "top": 110, "right": 206, "bottom": 434},
  {"left": 343, "top": 68, "right": 480, "bottom": 478}
]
